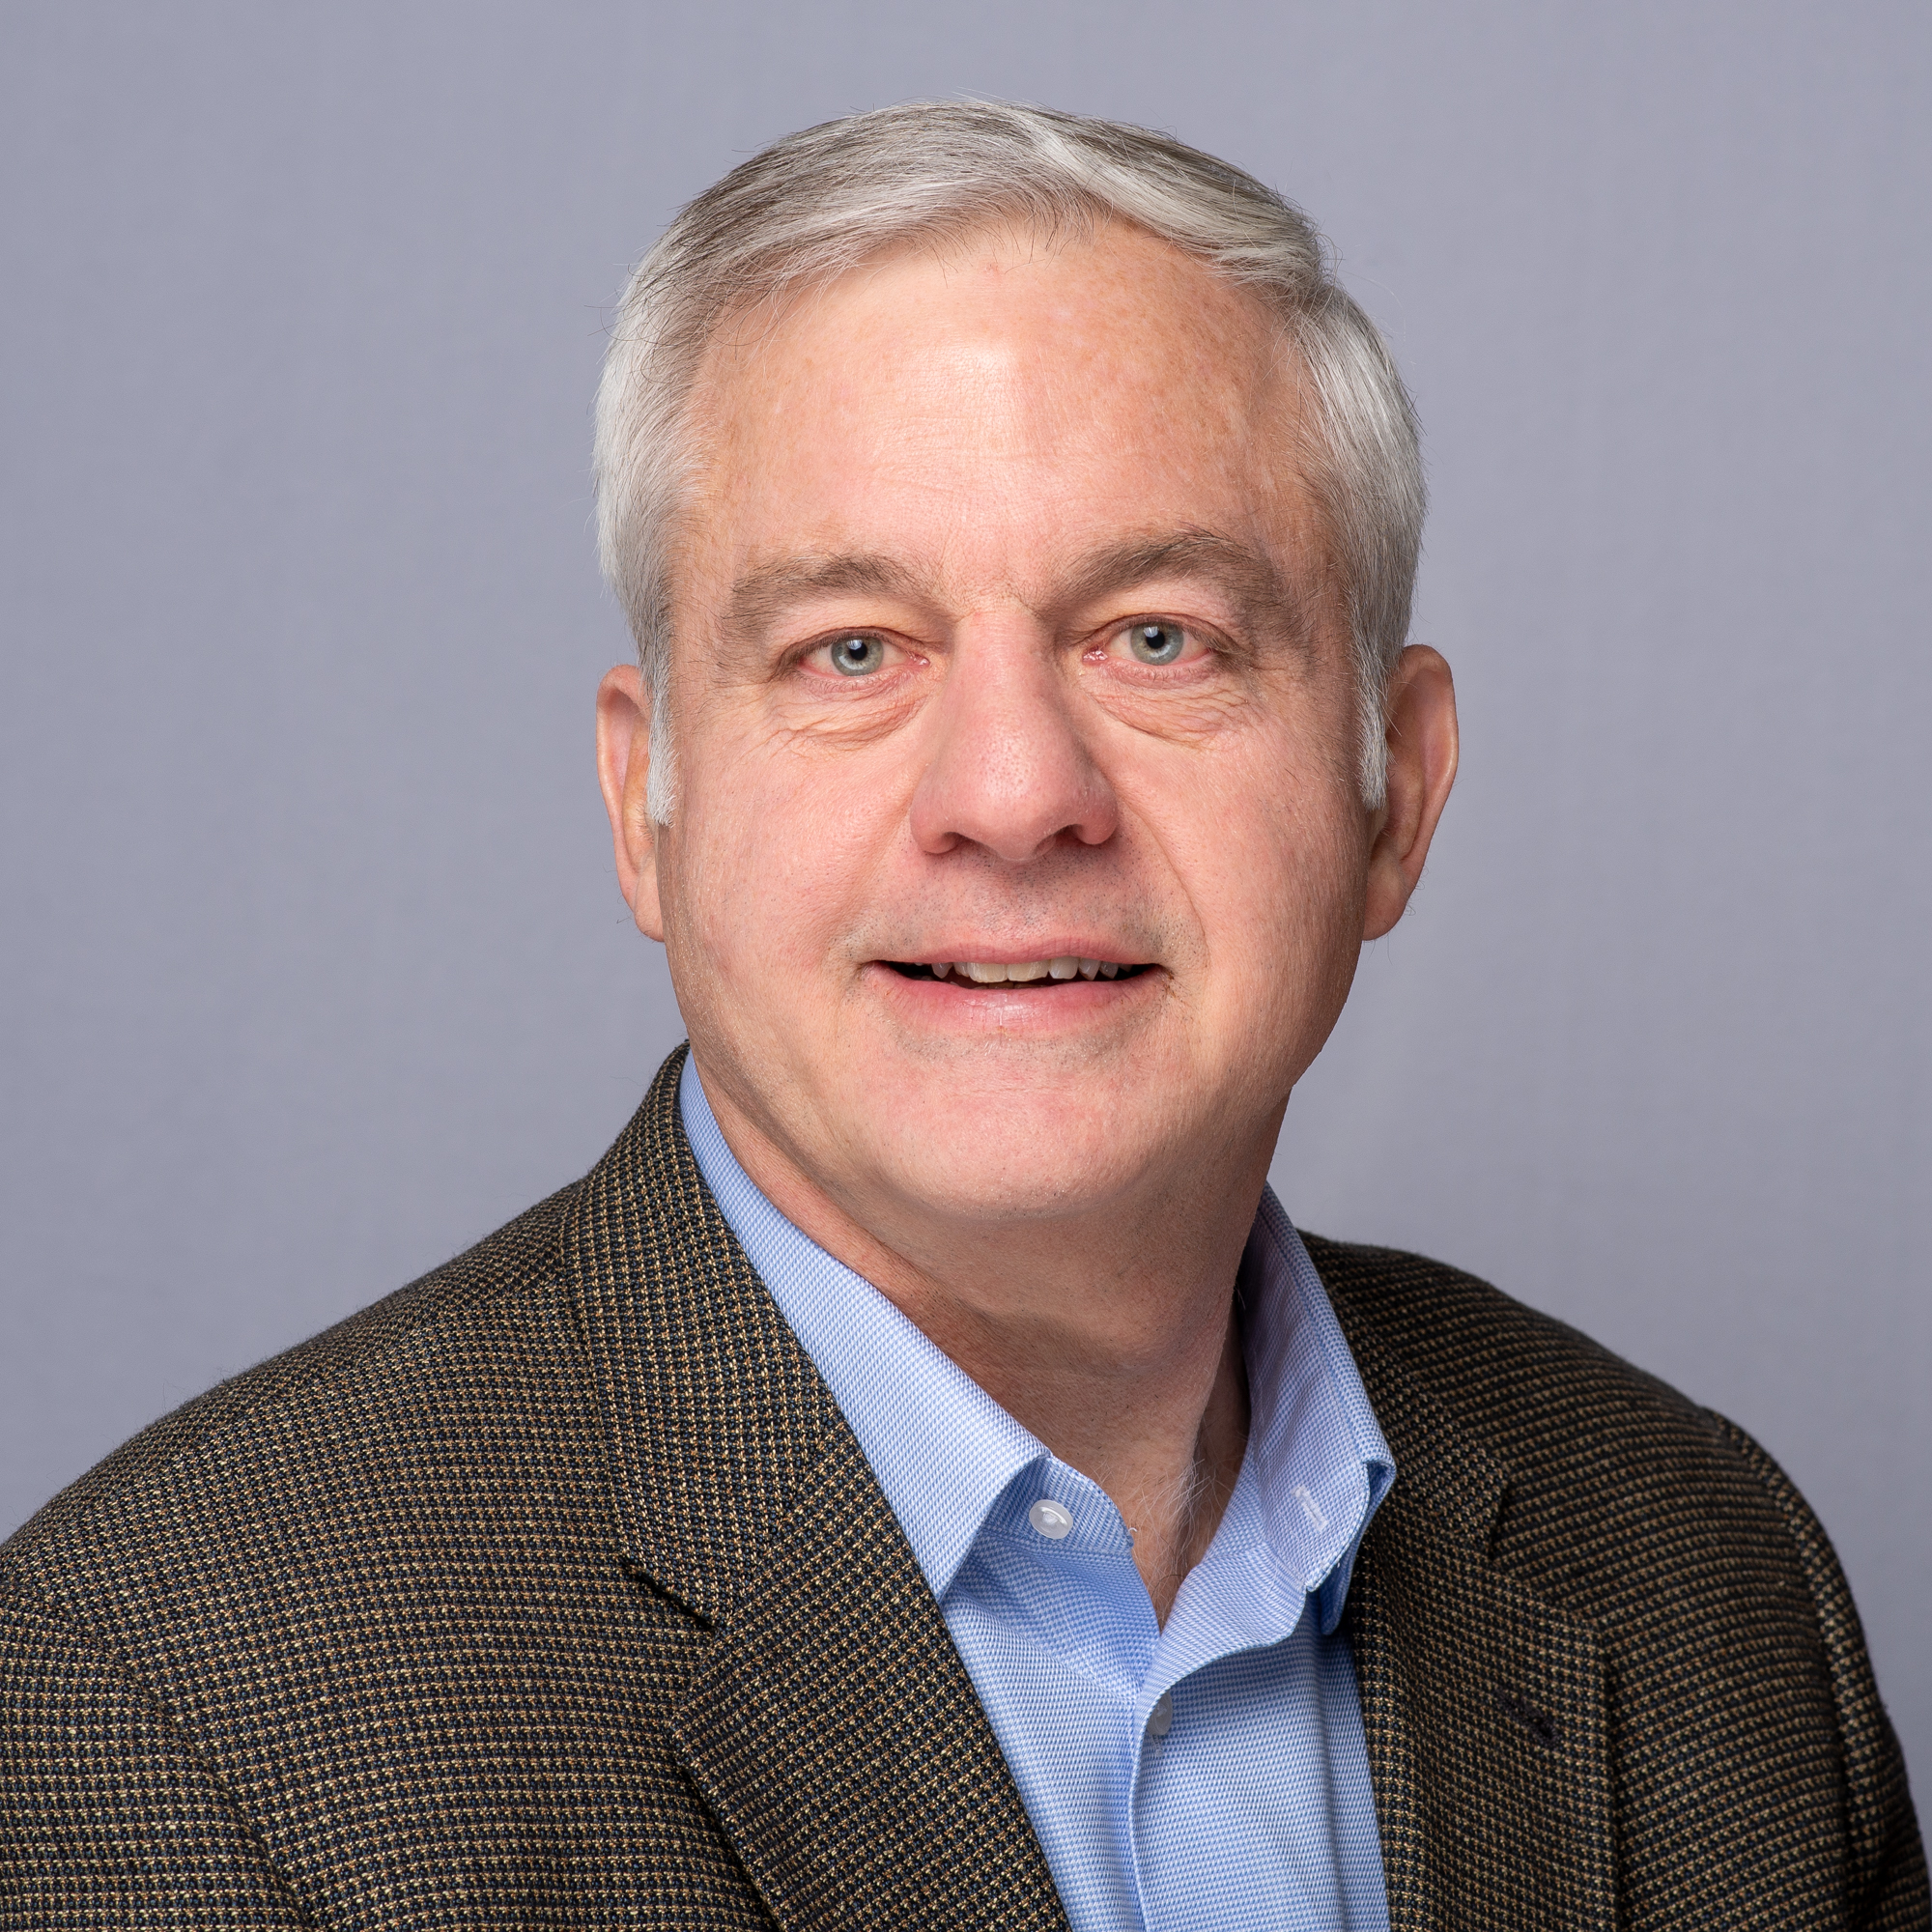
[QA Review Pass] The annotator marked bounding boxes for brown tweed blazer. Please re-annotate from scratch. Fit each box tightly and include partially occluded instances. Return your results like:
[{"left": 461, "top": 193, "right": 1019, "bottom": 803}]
[{"left": 2, "top": 1049, "right": 1923, "bottom": 1930}]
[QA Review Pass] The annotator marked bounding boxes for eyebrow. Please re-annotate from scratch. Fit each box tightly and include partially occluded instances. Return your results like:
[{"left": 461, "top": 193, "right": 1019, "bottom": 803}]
[
  {"left": 1053, "top": 530, "right": 1309, "bottom": 646},
  {"left": 723, "top": 552, "right": 928, "bottom": 644},
  {"left": 722, "top": 526, "right": 1317, "bottom": 655}
]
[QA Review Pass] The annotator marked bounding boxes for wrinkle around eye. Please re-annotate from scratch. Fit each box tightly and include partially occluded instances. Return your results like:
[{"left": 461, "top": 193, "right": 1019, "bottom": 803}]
[
  {"left": 773, "top": 637, "right": 932, "bottom": 746},
  {"left": 1078, "top": 634, "right": 1265, "bottom": 744},
  {"left": 1085, "top": 672, "right": 1262, "bottom": 747}
]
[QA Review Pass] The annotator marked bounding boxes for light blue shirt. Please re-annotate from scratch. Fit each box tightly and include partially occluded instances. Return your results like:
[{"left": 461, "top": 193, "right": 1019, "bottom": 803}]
[{"left": 680, "top": 1059, "right": 1394, "bottom": 1932}]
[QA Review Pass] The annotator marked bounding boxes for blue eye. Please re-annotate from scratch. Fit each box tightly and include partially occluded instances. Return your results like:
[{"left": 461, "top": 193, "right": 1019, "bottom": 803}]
[
  {"left": 1126, "top": 622, "right": 1186, "bottom": 666},
  {"left": 829, "top": 635, "right": 887, "bottom": 676}
]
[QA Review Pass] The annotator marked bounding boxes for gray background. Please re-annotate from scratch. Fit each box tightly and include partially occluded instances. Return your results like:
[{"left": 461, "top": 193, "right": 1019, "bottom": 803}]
[{"left": 3, "top": 0, "right": 1925, "bottom": 1818}]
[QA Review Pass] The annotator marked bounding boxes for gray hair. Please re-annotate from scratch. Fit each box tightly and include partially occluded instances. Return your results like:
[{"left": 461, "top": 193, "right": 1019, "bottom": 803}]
[{"left": 594, "top": 100, "right": 1424, "bottom": 816}]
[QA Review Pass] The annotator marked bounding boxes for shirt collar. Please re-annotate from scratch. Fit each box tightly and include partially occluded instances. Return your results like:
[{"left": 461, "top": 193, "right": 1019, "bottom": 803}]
[
  {"left": 1239, "top": 1189, "right": 1396, "bottom": 1632},
  {"left": 679, "top": 1057, "right": 1044, "bottom": 1599},
  {"left": 678, "top": 1057, "right": 1392, "bottom": 1634}
]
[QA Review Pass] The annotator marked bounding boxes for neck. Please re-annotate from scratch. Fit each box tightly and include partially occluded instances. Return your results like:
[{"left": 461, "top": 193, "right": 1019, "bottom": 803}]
[{"left": 697, "top": 1065, "right": 1273, "bottom": 1623}]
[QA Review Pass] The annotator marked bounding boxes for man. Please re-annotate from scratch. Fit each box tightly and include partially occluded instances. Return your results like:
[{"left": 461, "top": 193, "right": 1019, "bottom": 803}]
[{"left": 1, "top": 100, "right": 1921, "bottom": 1930}]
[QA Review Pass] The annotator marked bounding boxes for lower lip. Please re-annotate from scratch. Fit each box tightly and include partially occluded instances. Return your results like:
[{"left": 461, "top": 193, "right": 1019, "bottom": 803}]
[{"left": 864, "top": 962, "right": 1160, "bottom": 1030}]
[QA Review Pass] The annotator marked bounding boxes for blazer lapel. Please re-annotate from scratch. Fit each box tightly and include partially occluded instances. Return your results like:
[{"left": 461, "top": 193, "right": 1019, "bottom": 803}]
[
  {"left": 568, "top": 1050, "right": 1067, "bottom": 1931},
  {"left": 1335, "top": 1313, "right": 1618, "bottom": 1932},
  {"left": 669, "top": 1419, "right": 1069, "bottom": 1931}
]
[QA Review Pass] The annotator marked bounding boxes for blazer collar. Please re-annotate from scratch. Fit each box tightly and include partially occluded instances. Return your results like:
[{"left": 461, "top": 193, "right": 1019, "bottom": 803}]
[{"left": 563, "top": 1048, "right": 1069, "bottom": 1932}]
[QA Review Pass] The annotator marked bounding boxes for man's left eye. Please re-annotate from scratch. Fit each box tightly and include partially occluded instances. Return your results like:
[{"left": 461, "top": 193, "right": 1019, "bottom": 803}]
[
  {"left": 1121, "top": 621, "right": 1190, "bottom": 666},
  {"left": 826, "top": 634, "right": 890, "bottom": 676}
]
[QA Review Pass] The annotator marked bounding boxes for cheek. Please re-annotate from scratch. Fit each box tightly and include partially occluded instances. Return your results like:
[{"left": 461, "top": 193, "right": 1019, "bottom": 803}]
[
  {"left": 1169, "top": 752, "right": 1366, "bottom": 961},
  {"left": 1210, "top": 792, "right": 1367, "bottom": 1088},
  {"left": 668, "top": 736, "right": 884, "bottom": 983}
]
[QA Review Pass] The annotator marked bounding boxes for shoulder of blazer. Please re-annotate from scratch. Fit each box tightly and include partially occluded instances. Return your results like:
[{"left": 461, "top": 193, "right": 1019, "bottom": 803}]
[
  {"left": 1300, "top": 1231, "right": 1928, "bottom": 1932},
  {"left": 2, "top": 1048, "right": 1068, "bottom": 1932},
  {"left": 1300, "top": 1230, "right": 1846, "bottom": 1618},
  {"left": 2, "top": 1175, "right": 583, "bottom": 1575}
]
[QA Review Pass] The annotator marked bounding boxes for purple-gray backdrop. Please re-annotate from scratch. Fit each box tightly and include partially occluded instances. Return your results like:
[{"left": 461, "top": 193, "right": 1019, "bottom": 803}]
[{"left": 3, "top": 0, "right": 1925, "bottom": 1814}]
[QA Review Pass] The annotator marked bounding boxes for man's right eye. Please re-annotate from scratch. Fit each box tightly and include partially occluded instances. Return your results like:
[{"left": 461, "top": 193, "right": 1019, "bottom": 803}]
[{"left": 826, "top": 635, "right": 889, "bottom": 676}]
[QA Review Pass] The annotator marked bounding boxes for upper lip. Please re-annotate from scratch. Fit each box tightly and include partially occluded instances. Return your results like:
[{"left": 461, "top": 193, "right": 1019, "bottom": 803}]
[{"left": 883, "top": 945, "right": 1147, "bottom": 966}]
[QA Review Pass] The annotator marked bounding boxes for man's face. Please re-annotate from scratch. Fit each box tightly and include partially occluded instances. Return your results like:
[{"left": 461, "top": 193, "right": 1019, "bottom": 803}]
[{"left": 628, "top": 223, "right": 1393, "bottom": 1248}]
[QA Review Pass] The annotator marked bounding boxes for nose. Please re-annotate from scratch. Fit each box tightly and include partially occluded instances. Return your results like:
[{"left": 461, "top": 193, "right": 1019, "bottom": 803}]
[{"left": 907, "top": 620, "right": 1120, "bottom": 862}]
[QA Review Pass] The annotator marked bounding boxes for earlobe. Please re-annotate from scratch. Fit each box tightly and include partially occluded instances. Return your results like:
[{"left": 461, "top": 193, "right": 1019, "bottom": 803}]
[
  {"left": 595, "top": 665, "right": 667, "bottom": 942},
  {"left": 1361, "top": 645, "right": 1459, "bottom": 942}
]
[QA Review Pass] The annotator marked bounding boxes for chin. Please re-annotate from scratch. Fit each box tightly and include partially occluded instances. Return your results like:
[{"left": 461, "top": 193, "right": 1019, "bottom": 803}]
[
  {"left": 867, "top": 1090, "right": 1183, "bottom": 1227},
  {"left": 884, "top": 1154, "right": 1151, "bottom": 1228}
]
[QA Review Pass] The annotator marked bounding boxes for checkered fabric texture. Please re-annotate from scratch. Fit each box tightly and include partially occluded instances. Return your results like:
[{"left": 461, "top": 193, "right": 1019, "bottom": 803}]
[{"left": 2, "top": 1047, "right": 1924, "bottom": 1929}]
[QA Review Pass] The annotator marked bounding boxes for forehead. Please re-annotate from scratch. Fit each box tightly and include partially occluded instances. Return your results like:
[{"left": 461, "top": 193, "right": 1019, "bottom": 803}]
[{"left": 680, "top": 221, "right": 1317, "bottom": 603}]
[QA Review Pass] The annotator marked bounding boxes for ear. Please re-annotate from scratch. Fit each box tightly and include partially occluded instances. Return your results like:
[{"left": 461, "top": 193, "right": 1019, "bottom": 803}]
[
  {"left": 595, "top": 664, "right": 667, "bottom": 942},
  {"left": 1362, "top": 644, "right": 1459, "bottom": 941}
]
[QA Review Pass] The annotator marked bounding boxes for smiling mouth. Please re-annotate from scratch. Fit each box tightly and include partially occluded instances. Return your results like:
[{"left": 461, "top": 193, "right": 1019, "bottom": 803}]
[{"left": 886, "top": 958, "right": 1152, "bottom": 985}]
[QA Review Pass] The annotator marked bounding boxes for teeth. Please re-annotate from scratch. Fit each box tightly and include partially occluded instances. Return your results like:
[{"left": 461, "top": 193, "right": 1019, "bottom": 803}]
[{"left": 937, "top": 957, "right": 1133, "bottom": 983}]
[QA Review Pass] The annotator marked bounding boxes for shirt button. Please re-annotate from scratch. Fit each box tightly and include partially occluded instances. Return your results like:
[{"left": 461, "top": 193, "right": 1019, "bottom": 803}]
[
  {"left": 1148, "top": 1690, "right": 1175, "bottom": 1738},
  {"left": 1028, "top": 1498, "right": 1074, "bottom": 1540}
]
